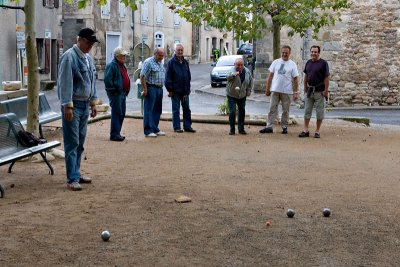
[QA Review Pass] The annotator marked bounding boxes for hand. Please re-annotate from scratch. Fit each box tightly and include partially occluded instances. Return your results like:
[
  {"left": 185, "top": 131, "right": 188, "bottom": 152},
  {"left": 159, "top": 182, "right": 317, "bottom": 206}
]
[
  {"left": 233, "top": 71, "right": 240, "bottom": 76},
  {"left": 265, "top": 89, "right": 271, "bottom": 96},
  {"left": 323, "top": 90, "right": 328, "bottom": 97},
  {"left": 168, "top": 91, "right": 173, "bottom": 97},
  {"left": 90, "top": 106, "right": 97, "bottom": 118},
  {"left": 293, "top": 93, "right": 299, "bottom": 101},
  {"left": 64, "top": 107, "right": 73, "bottom": 121}
]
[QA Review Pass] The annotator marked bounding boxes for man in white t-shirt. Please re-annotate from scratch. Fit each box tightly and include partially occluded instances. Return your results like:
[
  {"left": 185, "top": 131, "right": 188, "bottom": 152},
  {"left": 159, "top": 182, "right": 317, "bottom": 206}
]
[{"left": 260, "top": 45, "right": 299, "bottom": 134}]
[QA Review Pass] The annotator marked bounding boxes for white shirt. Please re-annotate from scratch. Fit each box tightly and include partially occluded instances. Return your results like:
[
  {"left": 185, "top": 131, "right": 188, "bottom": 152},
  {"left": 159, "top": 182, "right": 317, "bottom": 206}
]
[{"left": 269, "top": 58, "right": 299, "bottom": 94}]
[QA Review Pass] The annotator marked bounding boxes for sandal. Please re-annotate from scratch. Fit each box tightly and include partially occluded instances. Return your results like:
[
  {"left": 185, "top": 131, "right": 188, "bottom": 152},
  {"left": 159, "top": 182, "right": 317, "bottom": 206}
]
[{"left": 298, "top": 131, "right": 310, "bottom": 138}]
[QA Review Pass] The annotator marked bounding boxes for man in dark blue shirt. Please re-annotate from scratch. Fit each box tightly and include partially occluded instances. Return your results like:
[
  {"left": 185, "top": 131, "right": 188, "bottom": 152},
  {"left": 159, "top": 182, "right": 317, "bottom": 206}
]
[{"left": 165, "top": 44, "right": 195, "bottom": 133}]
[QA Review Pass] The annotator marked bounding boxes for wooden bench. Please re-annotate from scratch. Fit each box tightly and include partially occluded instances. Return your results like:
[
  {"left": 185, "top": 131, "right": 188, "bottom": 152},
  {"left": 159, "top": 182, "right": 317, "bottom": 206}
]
[
  {"left": 0, "top": 93, "right": 61, "bottom": 138},
  {"left": 0, "top": 113, "right": 61, "bottom": 175}
]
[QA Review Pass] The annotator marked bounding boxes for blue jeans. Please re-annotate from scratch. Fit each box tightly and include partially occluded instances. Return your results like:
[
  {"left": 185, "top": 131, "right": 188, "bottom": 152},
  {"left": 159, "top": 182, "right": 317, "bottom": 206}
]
[
  {"left": 143, "top": 86, "right": 163, "bottom": 135},
  {"left": 171, "top": 92, "right": 192, "bottom": 130},
  {"left": 61, "top": 100, "right": 90, "bottom": 184},
  {"left": 227, "top": 95, "right": 246, "bottom": 132},
  {"left": 107, "top": 92, "right": 126, "bottom": 138}
]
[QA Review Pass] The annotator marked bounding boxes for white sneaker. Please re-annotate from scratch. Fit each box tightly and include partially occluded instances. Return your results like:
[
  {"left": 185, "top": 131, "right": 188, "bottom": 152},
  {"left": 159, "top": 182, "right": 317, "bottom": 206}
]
[
  {"left": 145, "top": 133, "right": 157, "bottom": 137},
  {"left": 156, "top": 131, "right": 166, "bottom": 136}
]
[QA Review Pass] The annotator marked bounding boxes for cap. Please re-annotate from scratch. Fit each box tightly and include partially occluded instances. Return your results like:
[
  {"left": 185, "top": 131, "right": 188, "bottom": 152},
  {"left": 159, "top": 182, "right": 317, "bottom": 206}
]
[
  {"left": 114, "top": 47, "right": 129, "bottom": 56},
  {"left": 78, "top": 28, "right": 99, "bottom": 43}
]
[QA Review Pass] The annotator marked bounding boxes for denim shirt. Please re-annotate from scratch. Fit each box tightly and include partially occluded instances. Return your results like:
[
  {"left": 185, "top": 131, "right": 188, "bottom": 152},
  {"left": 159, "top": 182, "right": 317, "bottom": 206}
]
[{"left": 57, "top": 45, "right": 98, "bottom": 108}]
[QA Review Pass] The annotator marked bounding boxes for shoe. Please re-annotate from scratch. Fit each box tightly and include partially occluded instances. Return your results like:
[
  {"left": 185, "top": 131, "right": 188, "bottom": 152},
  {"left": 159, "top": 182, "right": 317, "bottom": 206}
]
[
  {"left": 79, "top": 176, "right": 92, "bottom": 184},
  {"left": 145, "top": 133, "right": 157, "bottom": 137},
  {"left": 156, "top": 131, "right": 166, "bottom": 136},
  {"left": 259, "top": 127, "right": 273, "bottom": 134},
  {"left": 184, "top": 128, "right": 196, "bottom": 133},
  {"left": 174, "top": 129, "right": 184, "bottom": 133},
  {"left": 67, "top": 182, "right": 82, "bottom": 191},
  {"left": 229, "top": 131, "right": 235, "bottom": 135},
  {"left": 110, "top": 135, "right": 125, "bottom": 141},
  {"left": 239, "top": 130, "right": 247, "bottom": 135},
  {"left": 281, "top": 127, "right": 288, "bottom": 134},
  {"left": 314, "top": 132, "right": 321, "bottom": 138},
  {"left": 298, "top": 131, "right": 310, "bottom": 138}
]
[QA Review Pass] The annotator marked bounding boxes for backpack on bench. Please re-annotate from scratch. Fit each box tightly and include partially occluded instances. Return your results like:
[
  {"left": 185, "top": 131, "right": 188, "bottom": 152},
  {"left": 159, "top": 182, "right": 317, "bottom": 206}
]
[{"left": 17, "top": 130, "right": 47, "bottom": 147}]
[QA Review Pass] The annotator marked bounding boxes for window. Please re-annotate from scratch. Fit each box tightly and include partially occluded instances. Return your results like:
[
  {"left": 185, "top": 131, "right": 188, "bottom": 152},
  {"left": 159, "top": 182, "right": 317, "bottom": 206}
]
[
  {"left": 42, "top": 0, "right": 59, "bottom": 8},
  {"left": 173, "top": 11, "right": 180, "bottom": 26},
  {"left": 119, "top": 1, "right": 126, "bottom": 18},
  {"left": 155, "top": 0, "right": 163, "bottom": 25},
  {"left": 101, "top": 0, "right": 111, "bottom": 19},
  {"left": 141, "top": 0, "right": 149, "bottom": 23}
]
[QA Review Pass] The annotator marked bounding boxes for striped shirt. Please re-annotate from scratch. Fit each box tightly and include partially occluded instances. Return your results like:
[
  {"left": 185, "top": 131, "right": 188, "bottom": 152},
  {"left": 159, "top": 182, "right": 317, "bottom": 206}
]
[{"left": 140, "top": 56, "right": 165, "bottom": 87}]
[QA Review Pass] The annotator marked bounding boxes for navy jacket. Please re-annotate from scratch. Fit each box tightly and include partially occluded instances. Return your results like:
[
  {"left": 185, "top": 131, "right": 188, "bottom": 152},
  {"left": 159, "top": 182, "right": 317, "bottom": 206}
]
[
  {"left": 104, "top": 58, "right": 130, "bottom": 95},
  {"left": 165, "top": 55, "right": 191, "bottom": 95}
]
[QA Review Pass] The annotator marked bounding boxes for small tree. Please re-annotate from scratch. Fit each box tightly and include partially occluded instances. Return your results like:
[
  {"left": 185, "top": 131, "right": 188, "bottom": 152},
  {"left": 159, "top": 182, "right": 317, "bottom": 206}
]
[{"left": 166, "top": 0, "right": 350, "bottom": 59}]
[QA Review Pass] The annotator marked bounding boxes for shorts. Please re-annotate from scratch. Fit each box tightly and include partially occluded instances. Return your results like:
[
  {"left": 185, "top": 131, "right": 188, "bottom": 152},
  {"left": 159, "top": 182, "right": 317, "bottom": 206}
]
[{"left": 304, "top": 91, "right": 325, "bottom": 120}]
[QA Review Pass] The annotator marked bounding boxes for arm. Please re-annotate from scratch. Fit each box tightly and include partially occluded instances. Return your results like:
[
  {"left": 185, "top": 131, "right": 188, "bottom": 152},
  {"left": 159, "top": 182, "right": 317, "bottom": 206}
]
[
  {"left": 58, "top": 55, "right": 74, "bottom": 121},
  {"left": 265, "top": 72, "right": 274, "bottom": 96},
  {"left": 247, "top": 70, "right": 254, "bottom": 97},
  {"left": 227, "top": 67, "right": 239, "bottom": 81},
  {"left": 323, "top": 75, "right": 330, "bottom": 97},
  {"left": 164, "top": 60, "right": 174, "bottom": 97},
  {"left": 303, "top": 74, "right": 308, "bottom": 94},
  {"left": 293, "top": 76, "right": 299, "bottom": 101}
]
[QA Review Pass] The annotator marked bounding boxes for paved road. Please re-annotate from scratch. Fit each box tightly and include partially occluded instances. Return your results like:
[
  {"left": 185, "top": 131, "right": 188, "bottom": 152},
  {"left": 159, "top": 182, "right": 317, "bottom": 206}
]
[{"left": 45, "top": 63, "right": 400, "bottom": 126}]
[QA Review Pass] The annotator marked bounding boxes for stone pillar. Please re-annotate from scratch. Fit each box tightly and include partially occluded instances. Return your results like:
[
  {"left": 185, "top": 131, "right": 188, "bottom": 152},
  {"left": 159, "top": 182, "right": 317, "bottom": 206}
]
[{"left": 253, "top": 30, "right": 273, "bottom": 93}]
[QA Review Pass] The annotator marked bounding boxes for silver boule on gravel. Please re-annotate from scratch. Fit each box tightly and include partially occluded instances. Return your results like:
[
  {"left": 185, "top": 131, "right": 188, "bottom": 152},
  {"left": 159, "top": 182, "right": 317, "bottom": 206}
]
[
  {"left": 286, "top": 208, "right": 295, "bottom": 218},
  {"left": 322, "top": 208, "right": 331, "bottom": 217},
  {"left": 101, "top": 230, "right": 111, "bottom": 241}
]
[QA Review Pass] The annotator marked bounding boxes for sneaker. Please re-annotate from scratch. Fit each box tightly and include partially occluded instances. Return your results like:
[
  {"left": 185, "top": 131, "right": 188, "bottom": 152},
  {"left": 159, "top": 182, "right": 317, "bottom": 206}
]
[
  {"left": 110, "top": 136, "right": 125, "bottom": 141},
  {"left": 174, "top": 129, "right": 184, "bottom": 133},
  {"left": 184, "top": 128, "right": 196, "bottom": 133},
  {"left": 79, "top": 176, "right": 92, "bottom": 184},
  {"left": 314, "top": 132, "right": 321, "bottom": 138},
  {"left": 259, "top": 127, "right": 273, "bottom": 134},
  {"left": 145, "top": 133, "right": 157, "bottom": 137},
  {"left": 298, "top": 131, "right": 310, "bottom": 138},
  {"left": 229, "top": 131, "right": 235, "bottom": 135},
  {"left": 281, "top": 127, "right": 288, "bottom": 134},
  {"left": 156, "top": 131, "right": 166, "bottom": 136},
  {"left": 67, "top": 182, "right": 82, "bottom": 191}
]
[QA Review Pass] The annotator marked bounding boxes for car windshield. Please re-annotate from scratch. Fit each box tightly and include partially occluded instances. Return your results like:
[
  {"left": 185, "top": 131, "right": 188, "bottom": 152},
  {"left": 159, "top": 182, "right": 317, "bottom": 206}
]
[{"left": 216, "top": 57, "right": 238, "bottom": 67}]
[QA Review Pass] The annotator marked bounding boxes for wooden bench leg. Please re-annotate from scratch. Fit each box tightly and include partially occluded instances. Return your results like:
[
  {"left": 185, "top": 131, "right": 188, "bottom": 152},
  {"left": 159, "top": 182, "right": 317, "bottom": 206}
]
[
  {"left": 39, "top": 125, "right": 44, "bottom": 139},
  {"left": 40, "top": 151, "right": 54, "bottom": 175}
]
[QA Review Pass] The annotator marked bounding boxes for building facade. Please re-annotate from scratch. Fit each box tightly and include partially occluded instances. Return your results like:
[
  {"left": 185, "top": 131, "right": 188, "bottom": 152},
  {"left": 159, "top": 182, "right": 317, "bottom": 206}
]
[{"left": 0, "top": 0, "right": 63, "bottom": 87}]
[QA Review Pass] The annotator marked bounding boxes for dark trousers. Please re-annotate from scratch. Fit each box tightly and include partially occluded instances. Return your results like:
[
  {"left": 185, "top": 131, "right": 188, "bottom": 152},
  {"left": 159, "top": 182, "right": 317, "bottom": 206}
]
[
  {"left": 107, "top": 92, "right": 126, "bottom": 138},
  {"left": 227, "top": 95, "right": 246, "bottom": 132},
  {"left": 171, "top": 92, "right": 192, "bottom": 130}
]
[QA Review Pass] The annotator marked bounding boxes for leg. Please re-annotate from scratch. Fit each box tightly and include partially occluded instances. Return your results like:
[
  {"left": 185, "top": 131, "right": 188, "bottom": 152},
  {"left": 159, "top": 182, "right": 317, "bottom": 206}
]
[
  {"left": 314, "top": 92, "right": 325, "bottom": 133},
  {"left": 108, "top": 93, "right": 123, "bottom": 139},
  {"left": 152, "top": 88, "right": 163, "bottom": 133},
  {"left": 280, "top": 93, "right": 291, "bottom": 129},
  {"left": 171, "top": 93, "right": 182, "bottom": 130},
  {"left": 75, "top": 101, "right": 90, "bottom": 180},
  {"left": 227, "top": 96, "right": 237, "bottom": 133},
  {"left": 303, "top": 95, "right": 315, "bottom": 132},
  {"left": 267, "top": 92, "right": 280, "bottom": 127},
  {"left": 143, "top": 87, "right": 157, "bottom": 135},
  {"left": 237, "top": 97, "right": 246, "bottom": 132},
  {"left": 182, "top": 95, "right": 193, "bottom": 130}
]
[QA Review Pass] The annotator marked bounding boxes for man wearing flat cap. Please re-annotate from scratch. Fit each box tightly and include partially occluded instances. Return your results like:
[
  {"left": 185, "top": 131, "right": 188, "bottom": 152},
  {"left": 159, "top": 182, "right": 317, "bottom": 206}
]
[
  {"left": 104, "top": 46, "right": 131, "bottom": 141},
  {"left": 57, "top": 27, "right": 99, "bottom": 191}
]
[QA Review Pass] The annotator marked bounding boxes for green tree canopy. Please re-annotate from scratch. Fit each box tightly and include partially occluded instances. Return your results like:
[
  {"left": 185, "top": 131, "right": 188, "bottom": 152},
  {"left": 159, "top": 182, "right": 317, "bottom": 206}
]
[{"left": 166, "top": 0, "right": 350, "bottom": 59}]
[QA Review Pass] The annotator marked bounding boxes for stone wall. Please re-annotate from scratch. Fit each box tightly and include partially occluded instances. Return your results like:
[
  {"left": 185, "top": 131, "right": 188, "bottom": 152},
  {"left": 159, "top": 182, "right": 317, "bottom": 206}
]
[{"left": 320, "top": 0, "right": 400, "bottom": 106}]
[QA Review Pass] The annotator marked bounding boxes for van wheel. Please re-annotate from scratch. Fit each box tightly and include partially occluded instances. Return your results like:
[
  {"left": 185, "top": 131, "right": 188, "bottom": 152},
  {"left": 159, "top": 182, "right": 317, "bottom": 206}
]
[{"left": 211, "top": 83, "right": 218, "bottom": 88}]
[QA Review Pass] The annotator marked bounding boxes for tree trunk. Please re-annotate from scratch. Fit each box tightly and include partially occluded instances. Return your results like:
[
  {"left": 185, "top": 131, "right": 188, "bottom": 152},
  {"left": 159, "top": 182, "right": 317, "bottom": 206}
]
[
  {"left": 24, "top": 0, "right": 40, "bottom": 135},
  {"left": 272, "top": 18, "right": 281, "bottom": 60}
]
